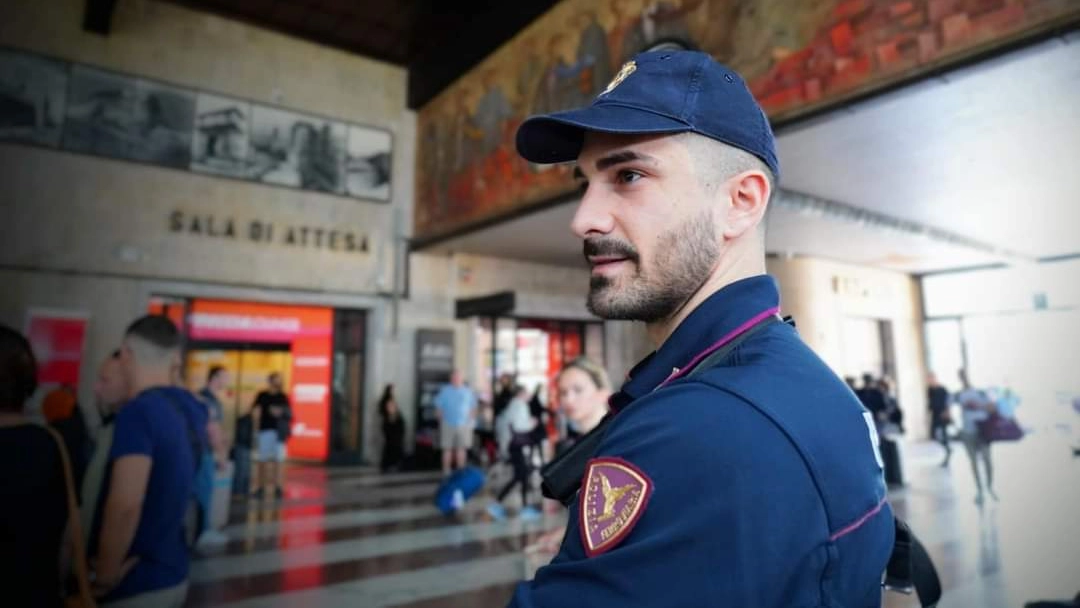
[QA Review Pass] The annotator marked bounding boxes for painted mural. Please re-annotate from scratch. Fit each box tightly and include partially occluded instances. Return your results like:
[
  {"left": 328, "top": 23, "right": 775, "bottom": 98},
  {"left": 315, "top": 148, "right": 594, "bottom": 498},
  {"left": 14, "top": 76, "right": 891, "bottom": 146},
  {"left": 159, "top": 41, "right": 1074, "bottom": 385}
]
[{"left": 415, "top": 0, "right": 1079, "bottom": 241}]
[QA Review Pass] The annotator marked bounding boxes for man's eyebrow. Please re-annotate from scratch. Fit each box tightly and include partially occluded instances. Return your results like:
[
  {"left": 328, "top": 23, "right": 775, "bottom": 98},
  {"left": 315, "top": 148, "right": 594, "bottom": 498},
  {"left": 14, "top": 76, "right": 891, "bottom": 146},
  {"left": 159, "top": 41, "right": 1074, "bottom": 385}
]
[
  {"left": 573, "top": 149, "right": 659, "bottom": 180},
  {"left": 595, "top": 150, "right": 658, "bottom": 171}
]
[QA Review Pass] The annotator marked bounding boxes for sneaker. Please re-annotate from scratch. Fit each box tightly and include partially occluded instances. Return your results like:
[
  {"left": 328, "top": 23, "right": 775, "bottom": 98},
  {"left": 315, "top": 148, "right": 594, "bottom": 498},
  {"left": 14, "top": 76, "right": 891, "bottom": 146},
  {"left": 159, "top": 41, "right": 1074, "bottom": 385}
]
[
  {"left": 196, "top": 529, "right": 229, "bottom": 546},
  {"left": 194, "top": 529, "right": 230, "bottom": 555},
  {"left": 485, "top": 501, "right": 507, "bottom": 521},
  {"left": 518, "top": 506, "right": 542, "bottom": 522}
]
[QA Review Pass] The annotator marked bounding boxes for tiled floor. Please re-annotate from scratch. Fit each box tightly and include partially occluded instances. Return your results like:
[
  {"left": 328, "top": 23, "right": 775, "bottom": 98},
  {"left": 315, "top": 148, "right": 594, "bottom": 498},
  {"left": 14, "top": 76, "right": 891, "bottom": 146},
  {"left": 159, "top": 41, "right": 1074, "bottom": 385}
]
[{"left": 187, "top": 430, "right": 1080, "bottom": 607}]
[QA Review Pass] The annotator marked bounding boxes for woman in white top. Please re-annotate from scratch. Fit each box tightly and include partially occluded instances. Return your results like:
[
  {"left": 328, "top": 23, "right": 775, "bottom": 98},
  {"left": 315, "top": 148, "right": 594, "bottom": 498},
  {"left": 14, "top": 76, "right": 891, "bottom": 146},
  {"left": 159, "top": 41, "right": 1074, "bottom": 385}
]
[{"left": 488, "top": 386, "right": 540, "bottom": 521}]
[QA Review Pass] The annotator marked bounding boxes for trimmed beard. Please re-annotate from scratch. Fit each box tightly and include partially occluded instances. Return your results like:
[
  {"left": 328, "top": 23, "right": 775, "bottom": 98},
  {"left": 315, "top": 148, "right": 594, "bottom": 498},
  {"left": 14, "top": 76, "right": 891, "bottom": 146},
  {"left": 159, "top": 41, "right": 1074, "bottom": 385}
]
[{"left": 586, "top": 208, "right": 719, "bottom": 322}]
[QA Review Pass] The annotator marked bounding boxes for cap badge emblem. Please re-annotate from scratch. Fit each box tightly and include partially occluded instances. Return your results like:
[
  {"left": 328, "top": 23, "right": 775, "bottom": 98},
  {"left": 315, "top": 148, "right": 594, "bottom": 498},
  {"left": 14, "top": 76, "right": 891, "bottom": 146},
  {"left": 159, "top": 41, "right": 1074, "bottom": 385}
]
[{"left": 600, "top": 60, "right": 636, "bottom": 96}]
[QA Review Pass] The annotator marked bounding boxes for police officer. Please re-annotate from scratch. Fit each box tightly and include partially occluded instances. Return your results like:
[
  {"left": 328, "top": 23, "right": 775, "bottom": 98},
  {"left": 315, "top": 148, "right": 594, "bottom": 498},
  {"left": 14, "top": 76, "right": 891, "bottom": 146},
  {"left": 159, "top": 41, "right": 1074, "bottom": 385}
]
[{"left": 508, "top": 51, "right": 895, "bottom": 607}]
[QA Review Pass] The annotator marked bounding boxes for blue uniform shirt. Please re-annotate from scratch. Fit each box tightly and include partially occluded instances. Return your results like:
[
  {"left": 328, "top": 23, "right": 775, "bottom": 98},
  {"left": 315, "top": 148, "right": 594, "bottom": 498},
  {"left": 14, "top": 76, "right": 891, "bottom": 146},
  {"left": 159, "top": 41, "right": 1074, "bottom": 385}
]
[
  {"left": 510, "top": 275, "right": 894, "bottom": 607},
  {"left": 106, "top": 387, "right": 208, "bottom": 600}
]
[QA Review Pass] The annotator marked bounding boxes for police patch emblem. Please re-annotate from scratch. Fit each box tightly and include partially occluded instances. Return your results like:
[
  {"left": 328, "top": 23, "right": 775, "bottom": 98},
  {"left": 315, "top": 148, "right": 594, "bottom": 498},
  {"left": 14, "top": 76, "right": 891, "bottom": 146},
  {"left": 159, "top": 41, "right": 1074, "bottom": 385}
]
[
  {"left": 579, "top": 457, "right": 653, "bottom": 557},
  {"left": 600, "top": 60, "right": 636, "bottom": 96}
]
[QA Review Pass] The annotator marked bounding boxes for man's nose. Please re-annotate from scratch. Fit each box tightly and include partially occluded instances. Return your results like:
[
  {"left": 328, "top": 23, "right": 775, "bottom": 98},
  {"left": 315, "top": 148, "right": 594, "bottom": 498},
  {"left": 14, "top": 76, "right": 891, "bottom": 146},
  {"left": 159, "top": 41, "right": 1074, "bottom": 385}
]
[{"left": 570, "top": 185, "right": 615, "bottom": 238}]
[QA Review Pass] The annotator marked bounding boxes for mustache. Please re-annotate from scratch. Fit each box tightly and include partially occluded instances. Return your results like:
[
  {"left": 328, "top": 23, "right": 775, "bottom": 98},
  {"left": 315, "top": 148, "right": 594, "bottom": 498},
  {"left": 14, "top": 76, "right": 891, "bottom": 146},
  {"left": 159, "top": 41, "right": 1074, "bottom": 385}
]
[{"left": 583, "top": 238, "right": 639, "bottom": 262}]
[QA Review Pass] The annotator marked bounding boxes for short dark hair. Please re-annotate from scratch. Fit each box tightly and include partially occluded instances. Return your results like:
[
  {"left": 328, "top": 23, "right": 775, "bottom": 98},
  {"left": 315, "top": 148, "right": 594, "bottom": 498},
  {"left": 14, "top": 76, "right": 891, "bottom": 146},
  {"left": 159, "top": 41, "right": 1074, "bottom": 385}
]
[
  {"left": 124, "top": 315, "right": 180, "bottom": 350},
  {"left": 207, "top": 365, "right": 226, "bottom": 384},
  {"left": 0, "top": 325, "right": 37, "bottom": 412}
]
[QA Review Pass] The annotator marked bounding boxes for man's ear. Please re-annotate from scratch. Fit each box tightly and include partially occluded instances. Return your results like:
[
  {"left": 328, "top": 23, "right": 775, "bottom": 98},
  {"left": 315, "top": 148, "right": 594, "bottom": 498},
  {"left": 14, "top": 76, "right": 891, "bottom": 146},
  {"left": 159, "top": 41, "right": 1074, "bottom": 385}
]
[{"left": 721, "top": 170, "right": 770, "bottom": 239}]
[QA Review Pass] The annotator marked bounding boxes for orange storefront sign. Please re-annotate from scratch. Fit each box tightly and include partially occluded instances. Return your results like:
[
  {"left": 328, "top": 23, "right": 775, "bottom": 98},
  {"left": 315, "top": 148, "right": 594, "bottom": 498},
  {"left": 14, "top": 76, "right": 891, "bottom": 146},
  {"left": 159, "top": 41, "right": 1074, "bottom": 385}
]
[{"left": 187, "top": 300, "right": 334, "bottom": 461}]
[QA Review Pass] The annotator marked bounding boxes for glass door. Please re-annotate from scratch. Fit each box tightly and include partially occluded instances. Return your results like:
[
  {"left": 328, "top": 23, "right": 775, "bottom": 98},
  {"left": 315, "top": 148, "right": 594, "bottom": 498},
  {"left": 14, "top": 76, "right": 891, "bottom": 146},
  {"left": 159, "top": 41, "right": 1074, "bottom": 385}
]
[{"left": 330, "top": 309, "right": 366, "bottom": 464}]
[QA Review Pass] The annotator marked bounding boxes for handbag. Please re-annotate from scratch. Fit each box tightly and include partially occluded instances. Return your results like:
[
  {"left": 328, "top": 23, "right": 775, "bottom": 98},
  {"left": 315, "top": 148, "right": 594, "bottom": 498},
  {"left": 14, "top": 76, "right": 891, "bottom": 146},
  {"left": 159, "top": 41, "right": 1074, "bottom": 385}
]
[
  {"left": 43, "top": 425, "right": 98, "bottom": 608},
  {"left": 978, "top": 412, "right": 1024, "bottom": 443}
]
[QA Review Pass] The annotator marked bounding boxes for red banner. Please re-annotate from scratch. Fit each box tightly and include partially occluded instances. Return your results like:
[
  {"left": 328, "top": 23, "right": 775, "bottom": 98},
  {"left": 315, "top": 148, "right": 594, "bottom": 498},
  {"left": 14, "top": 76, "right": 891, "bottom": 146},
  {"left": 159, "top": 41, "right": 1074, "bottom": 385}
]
[{"left": 25, "top": 311, "right": 88, "bottom": 387}]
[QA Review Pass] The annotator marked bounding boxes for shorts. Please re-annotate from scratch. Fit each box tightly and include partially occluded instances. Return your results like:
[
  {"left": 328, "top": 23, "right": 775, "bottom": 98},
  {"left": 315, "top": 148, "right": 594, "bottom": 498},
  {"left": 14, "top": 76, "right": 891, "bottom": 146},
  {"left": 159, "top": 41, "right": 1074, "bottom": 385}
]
[
  {"left": 256, "top": 429, "right": 286, "bottom": 462},
  {"left": 440, "top": 423, "right": 474, "bottom": 450}
]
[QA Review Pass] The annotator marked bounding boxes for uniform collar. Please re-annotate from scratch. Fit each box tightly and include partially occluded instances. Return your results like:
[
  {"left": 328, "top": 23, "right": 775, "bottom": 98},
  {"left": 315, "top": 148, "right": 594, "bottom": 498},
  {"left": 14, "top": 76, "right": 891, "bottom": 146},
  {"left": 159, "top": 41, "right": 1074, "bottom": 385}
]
[{"left": 610, "top": 275, "right": 781, "bottom": 411}]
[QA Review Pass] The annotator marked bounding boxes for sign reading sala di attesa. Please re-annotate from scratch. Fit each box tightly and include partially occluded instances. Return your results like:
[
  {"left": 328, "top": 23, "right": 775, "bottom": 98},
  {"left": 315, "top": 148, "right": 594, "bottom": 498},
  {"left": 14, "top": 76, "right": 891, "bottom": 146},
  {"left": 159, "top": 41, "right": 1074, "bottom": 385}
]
[{"left": 169, "top": 210, "right": 368, "bottom": 253}]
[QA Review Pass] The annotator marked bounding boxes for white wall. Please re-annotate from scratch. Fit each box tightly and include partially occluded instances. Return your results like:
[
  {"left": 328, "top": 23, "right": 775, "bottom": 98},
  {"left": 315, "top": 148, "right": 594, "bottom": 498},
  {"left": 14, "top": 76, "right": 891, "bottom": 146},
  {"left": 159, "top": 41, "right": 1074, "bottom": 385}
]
[
  {"left": 922, "top": 259, "right": 1080, "bottom": 430},
  {"left": 769, "top": 256, "right": 929, "bottom": 437}
]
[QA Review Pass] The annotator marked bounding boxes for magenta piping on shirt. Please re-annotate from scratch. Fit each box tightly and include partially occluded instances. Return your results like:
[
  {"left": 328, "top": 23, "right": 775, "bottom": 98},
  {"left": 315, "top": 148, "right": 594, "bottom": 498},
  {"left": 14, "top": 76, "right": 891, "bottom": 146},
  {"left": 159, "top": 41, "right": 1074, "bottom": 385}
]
[
  {"left": 656, "top": 306, "right": 781, "bottom": 390},
  {"left": 829, "top": 496, "right": 888, "bottom": 541}
]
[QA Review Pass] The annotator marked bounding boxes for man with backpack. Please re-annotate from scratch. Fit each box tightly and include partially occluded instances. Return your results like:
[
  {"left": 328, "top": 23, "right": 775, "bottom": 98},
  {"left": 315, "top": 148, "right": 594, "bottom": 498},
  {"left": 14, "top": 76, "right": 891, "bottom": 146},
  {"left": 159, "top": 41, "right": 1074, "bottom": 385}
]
[{"left": 93, "top": 315, "right": 207, "bottom": 607}]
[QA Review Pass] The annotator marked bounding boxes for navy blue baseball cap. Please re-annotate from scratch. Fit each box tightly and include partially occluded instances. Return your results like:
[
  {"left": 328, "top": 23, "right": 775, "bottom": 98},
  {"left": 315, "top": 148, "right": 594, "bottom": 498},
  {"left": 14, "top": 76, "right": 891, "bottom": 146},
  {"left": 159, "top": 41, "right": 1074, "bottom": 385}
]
[{"left": 516, "top": 50, "right": 779, "bottom": 178}]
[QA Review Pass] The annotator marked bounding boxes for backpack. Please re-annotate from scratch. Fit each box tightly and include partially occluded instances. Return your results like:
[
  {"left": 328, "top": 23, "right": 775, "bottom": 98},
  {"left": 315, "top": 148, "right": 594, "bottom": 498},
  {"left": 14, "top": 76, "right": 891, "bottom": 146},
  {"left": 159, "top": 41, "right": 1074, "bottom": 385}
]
[{"left": 156, "top": 389, "right": 210, "bottom": 549}]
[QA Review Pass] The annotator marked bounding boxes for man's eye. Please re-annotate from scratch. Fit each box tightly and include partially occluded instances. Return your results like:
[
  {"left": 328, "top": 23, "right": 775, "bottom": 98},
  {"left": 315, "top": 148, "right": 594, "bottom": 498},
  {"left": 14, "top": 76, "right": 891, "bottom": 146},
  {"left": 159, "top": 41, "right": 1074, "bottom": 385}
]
[{"left": 616, "top": 169, "right": 642, "bottom": 184}]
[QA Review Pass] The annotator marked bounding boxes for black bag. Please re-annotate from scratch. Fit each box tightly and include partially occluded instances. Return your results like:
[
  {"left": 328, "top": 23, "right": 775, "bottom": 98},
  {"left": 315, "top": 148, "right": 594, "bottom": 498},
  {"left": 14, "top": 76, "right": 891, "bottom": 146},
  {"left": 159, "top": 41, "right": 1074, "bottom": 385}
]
[{"left": 276, "top": 407, "right": 293, "bottom": 442}]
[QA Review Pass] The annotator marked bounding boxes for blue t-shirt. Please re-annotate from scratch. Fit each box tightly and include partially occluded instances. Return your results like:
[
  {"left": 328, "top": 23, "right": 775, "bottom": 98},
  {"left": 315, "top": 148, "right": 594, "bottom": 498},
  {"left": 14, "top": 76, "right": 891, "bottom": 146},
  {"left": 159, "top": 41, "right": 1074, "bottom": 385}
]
[
  {"left": 106, "top": 386, "right": 208, "bottom": 600},
  {"left": 434, "top": 384, "right": 476, "bottom": 427}
]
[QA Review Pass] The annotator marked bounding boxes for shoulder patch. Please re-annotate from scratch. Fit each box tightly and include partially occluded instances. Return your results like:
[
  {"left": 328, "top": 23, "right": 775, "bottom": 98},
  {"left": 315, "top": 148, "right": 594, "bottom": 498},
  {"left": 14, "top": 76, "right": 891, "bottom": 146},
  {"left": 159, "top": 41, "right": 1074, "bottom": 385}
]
[{"left": 579, "top": 457, "right": 653, "bottom": 557}]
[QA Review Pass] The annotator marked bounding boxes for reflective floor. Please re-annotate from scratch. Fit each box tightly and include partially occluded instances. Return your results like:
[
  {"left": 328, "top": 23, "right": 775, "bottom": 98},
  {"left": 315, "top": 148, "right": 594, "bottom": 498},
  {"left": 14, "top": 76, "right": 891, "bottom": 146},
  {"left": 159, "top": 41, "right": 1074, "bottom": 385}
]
[{"left": 187, "top": 432, "right": 1080, "bottom": 607}]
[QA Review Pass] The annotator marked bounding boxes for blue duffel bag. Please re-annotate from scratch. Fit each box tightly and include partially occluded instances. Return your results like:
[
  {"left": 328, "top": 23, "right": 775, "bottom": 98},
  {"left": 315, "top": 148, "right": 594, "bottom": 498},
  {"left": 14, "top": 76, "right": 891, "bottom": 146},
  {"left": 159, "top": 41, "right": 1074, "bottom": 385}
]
[{"left": 435, "top": 466, "right": 485, "bottom": 514}]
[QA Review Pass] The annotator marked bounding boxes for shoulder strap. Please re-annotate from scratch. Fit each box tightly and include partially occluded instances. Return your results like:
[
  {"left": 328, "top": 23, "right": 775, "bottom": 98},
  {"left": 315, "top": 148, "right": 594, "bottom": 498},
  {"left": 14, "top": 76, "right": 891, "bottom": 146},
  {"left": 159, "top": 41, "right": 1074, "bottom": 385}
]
[
  {"left": 154, "top": 388, "right": 204, "bottom": 471},
  {"left": 43, "top": 424, "right": 98, "bottom": 608},
  {"left": 542, "top": 315, "right": 786, "bottom": 505},
  {"left": 681, "top": 314, "right": 784, "bottom": 382}
]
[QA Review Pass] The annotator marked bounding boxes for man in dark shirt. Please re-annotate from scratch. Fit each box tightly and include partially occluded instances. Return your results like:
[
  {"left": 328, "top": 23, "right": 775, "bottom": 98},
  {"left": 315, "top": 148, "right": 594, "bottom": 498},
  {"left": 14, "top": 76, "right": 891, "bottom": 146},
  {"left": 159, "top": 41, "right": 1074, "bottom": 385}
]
[
  {"left": 231, "top": 404, "right": 255, "bottom": 497},
  {"left": 927, "top": 372, "right": 952, "bottom": 466},
  {"left": 252, "top": 372, "right": 291, "bottom": 499},
  {"left": 492, "top": 373, "right": 515, "bottom": 420},
  {"left": 857, "top": 373, "right": 888, "bottom": 421}
]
